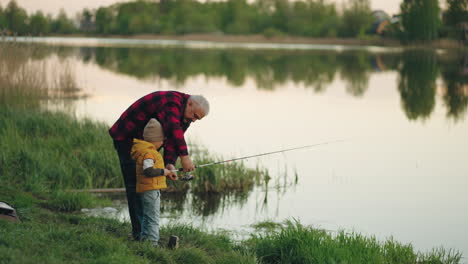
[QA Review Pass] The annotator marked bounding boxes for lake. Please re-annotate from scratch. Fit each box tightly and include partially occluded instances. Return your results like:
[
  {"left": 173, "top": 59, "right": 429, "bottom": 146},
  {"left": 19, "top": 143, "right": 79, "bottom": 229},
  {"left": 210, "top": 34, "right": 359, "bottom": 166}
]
[{"left": 10, "top": 37, "right": 468, "bottom": 259}]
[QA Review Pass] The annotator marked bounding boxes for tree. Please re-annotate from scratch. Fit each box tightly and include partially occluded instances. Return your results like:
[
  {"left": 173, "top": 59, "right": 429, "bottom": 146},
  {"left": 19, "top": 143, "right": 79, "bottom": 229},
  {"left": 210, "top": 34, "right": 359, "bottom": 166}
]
[
  {"left": 79, "top": 9, "right": 95, "bottom": 33},
  {"left": 5, "top": 0, "right": 28, "bottom": 34},
  {"left": 222, "top": 0, "right": 256, "bottom": 34},
  {"left": 443, "top": 0, "right": 468, "bottom": 28},
  {"left": 29, "top": 11, "right": 50, "bottom": 35},
  {"left": 95, "top": 7, "right": 116, "bottom": 34},
  {"left": 400, "top": 0, "right": 441, "bottom": 42},
  {"left": 287, "top": 1, "right": 339, "bottom": 37},
  {"left": 442, "top": 0, "right": 468, "bottom": 38},
  {"left": 270, "top": 0, "right": 290, "bottom": 33},
  {"left": 50, "top": 9, "right": 77, "bottom": 34},
  {"left": 339, "top": 0, "right": 374, "bottom": 38},
  {"left": 117, "top": 1, "right": 160, "bottom": 34},
  {"left": 0, "top": 4, "right": 8, "bottom": 30}
]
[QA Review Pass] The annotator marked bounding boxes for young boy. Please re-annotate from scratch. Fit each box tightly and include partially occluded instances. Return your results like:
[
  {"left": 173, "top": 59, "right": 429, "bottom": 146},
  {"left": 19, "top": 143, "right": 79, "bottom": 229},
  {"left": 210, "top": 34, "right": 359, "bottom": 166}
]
[{"left": 131, "top": 118, "right": 172, "bottom": 246}]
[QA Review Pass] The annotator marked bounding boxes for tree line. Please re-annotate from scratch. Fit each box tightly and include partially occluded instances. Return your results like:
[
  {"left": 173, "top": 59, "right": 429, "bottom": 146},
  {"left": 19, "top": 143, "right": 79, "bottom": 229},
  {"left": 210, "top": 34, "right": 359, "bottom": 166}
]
[
  {"left": 0, "top": 1, "right": 75, "bottom": 35},
  {"left": 0, "top": 0, "right": 466, "bottom": 42}
]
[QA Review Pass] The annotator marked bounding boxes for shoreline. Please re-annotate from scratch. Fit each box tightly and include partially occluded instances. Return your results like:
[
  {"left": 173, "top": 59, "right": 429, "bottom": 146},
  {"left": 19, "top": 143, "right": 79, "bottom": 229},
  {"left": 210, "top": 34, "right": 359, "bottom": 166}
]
[{"left": 39, "top": 33, "right": 466, "bottom": 50}]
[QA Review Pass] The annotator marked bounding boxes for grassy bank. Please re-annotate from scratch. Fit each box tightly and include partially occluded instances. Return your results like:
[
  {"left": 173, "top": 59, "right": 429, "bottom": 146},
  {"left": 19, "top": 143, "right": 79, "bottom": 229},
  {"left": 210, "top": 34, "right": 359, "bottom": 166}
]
[
  {"left": 0, "top": 189, "right": 462, "bottom": 264},
  {"left": 0, "top": 187, "right": 255, "bottom": 264}
]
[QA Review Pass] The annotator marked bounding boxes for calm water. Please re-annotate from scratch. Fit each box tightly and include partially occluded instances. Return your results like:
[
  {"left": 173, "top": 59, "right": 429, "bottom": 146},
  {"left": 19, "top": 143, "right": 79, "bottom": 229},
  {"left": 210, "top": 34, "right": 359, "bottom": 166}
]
[{"left": 10, "top": 38, "right": 468, "bottom": 258}]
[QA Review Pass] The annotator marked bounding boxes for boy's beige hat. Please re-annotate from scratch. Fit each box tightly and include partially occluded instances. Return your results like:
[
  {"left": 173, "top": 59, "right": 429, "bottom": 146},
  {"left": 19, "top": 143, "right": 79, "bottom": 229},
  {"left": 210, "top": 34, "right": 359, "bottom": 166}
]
[{"left": 143, "top": 118, "right": 164, "bottom": 142}]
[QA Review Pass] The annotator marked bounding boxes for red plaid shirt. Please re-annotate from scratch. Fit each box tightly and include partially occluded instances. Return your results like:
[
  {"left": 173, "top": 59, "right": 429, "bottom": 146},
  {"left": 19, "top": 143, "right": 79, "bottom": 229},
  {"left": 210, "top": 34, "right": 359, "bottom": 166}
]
[{"left": 109, "top": 91, "right": 191, "bottom": 165}]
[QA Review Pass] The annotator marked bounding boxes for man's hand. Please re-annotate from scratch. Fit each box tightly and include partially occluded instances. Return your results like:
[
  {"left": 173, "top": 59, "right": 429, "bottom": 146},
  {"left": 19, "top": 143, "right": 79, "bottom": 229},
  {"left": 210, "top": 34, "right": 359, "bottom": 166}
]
[
  {"left": 165, "top": 164, "right": 178, "bottom": 181},
  {"left": 180, "top": 155, "right": 195, "bottom": 172}
]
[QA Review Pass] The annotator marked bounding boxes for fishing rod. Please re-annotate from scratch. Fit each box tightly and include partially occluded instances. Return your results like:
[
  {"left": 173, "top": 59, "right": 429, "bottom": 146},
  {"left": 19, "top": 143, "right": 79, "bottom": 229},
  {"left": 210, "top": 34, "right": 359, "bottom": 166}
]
[{"left": 175, "top": 139, "right": 346, "bottom": 181}]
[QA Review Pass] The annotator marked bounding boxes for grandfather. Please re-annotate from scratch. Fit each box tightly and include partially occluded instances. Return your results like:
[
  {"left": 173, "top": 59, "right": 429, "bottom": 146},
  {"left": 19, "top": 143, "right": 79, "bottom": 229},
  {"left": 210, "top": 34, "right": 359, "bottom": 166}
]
[{"left": 109, "top": 91, "right": 210, "bottom": 240}]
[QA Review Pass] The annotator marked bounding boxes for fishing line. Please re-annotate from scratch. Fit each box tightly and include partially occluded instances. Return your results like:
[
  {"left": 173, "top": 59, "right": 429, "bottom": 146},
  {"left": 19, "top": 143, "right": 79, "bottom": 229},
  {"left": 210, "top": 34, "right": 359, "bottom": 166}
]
[{"left": 174, "top": 139, "right": 347, "bottom": 181}]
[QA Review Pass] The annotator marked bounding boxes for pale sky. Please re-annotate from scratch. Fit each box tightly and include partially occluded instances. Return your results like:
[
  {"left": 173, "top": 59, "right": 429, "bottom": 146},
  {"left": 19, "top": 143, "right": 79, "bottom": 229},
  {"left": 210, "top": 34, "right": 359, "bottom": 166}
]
[{"left": 0, "top": 0, "right": 403, "bottom": 17}]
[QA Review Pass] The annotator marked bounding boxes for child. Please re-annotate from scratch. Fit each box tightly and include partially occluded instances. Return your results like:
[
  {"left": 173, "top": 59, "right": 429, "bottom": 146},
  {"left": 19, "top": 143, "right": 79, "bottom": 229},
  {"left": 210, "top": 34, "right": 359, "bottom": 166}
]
[{"left": 131, "top": 118, "right": 172, "bottom": 246}]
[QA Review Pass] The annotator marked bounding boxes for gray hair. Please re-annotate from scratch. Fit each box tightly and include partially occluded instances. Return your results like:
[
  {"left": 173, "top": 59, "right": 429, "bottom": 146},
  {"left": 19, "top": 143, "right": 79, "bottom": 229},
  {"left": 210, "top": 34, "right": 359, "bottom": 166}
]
[{"left": 190, "top": 95, "right": 210, "bottom": 115}]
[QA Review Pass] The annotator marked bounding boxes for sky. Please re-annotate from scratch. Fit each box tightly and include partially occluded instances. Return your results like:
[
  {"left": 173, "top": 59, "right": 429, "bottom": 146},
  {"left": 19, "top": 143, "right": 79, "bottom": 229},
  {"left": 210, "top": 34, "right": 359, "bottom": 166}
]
[{"left": 0, "top": 0, "right": 403, "bottom": 17}]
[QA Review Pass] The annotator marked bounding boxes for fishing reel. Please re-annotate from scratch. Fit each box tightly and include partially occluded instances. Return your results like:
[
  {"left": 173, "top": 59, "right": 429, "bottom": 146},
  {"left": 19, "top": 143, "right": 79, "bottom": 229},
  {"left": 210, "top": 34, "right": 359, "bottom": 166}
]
[
  {"left": 170, "top": 169, "right": 194, "bottom": 181},
  {"left": 180, "top": 173, "right": 194, "bottom": 182}
]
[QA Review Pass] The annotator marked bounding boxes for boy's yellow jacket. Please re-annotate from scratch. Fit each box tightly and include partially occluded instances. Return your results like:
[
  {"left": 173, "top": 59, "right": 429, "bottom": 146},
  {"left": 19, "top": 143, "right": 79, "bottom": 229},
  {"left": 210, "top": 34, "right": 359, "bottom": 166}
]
[{"left": 131, "top": 139, "right": 167, "bottom": 193}]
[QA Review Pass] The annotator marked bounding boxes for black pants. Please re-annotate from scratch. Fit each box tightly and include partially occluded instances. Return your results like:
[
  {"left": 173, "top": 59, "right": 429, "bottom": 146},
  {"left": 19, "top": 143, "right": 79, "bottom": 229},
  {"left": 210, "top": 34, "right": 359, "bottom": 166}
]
[{"left": 113, "top": 140, "right": 141, "bottom": 240}]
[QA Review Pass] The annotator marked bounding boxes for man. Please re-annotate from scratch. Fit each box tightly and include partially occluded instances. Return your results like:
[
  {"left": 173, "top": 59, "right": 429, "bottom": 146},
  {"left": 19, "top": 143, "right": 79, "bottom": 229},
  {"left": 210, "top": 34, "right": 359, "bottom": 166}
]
[{"left": 109, "top": 91, "right": 210, "bottom": 240}]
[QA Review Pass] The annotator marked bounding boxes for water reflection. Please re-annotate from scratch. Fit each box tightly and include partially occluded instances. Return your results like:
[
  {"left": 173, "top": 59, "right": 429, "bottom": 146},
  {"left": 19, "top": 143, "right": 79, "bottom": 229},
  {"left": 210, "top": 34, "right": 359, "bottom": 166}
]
[
  {"left": 84, "top": 47, "right": 467, "bottom": 122},
  {"left": 81, "top": 47, "right": 468, "bottom": 121},
  {"left": 340, "top": 51, "right": 372, "bottom": 97},
  {"left": 160, "top": 168, "right": 292, "bottom": 218},
  {"left": 398, "top": 50, "right": 438, "bottom": 120},
  {"left": 441, "top": 53, "right": 468, "bottom": 121},
  {"left": 191, "top": 193, "right": 249, "bottom": 217},
  {"left": 89, "top": 47, "right": 355, "bottom": 91},
  {"left": 5, "top": 43, "right": 467, "bottom": 122},
  {"left": 161, "top": 185, "right": 251, "bottom": 218},
  {"left": 85, "top": 190, "right": 254, "bottom": 221},
  {"left": 0, "top": 43, "right": 88, "bottom": 109}
]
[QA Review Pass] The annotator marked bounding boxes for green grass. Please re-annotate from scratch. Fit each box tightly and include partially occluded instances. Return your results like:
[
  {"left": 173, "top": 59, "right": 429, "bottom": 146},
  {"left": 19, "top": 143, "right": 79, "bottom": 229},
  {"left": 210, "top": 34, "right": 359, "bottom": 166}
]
[
  {"left": 0, "top": 191, "right": 257, "bottom": 264},
  {"left": 245, "top": 220, "right": 462, "bottom": 264},
  {"left": 0, "top": 106, "right": 123, "bottom": 192},
  {"left": 48, "top": 191, "right": 99, "bottom": 212},
  {"left": 0, "top": 198, "right": 462, "bottom": 264}
]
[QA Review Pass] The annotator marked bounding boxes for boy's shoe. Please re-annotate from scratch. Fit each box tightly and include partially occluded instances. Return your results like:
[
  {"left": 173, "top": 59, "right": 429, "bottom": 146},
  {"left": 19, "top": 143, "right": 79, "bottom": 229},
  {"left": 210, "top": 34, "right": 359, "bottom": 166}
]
[{"left": 168, "top": 235, "right": 179, "bottom": 249}]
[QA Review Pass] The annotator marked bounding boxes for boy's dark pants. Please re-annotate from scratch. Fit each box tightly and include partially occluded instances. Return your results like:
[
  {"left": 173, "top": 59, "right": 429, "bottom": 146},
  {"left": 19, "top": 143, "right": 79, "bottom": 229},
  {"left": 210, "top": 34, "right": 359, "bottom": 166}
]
[{"left": 113, "top": 140, "right": 142, "bottom": 240}]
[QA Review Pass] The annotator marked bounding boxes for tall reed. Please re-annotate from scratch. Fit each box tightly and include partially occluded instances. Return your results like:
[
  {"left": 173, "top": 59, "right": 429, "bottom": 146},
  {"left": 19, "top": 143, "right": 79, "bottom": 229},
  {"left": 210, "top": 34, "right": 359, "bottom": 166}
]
[{"left": 0, "top": 42, "right": 85, "bottom": 109}]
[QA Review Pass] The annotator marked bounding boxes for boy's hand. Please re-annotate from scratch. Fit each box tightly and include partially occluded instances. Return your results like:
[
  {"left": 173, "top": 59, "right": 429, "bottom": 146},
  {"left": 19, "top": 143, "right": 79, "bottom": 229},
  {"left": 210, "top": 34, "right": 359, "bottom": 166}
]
[{"left": 165, "top": 164, "right": 178, "bottom": 181}]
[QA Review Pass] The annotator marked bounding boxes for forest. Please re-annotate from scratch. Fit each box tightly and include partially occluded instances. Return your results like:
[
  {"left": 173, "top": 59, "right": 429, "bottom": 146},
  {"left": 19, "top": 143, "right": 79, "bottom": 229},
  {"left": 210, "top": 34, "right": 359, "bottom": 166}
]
[{"left": 0, "top": 0, "right": 466, "bottom": 42}]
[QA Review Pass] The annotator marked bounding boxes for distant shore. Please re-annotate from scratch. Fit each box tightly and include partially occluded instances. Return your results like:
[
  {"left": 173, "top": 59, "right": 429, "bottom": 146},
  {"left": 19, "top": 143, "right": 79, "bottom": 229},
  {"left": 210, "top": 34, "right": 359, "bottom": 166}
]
[{"left": 45, "top": 33, "right": 465, "bottom": 50}]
